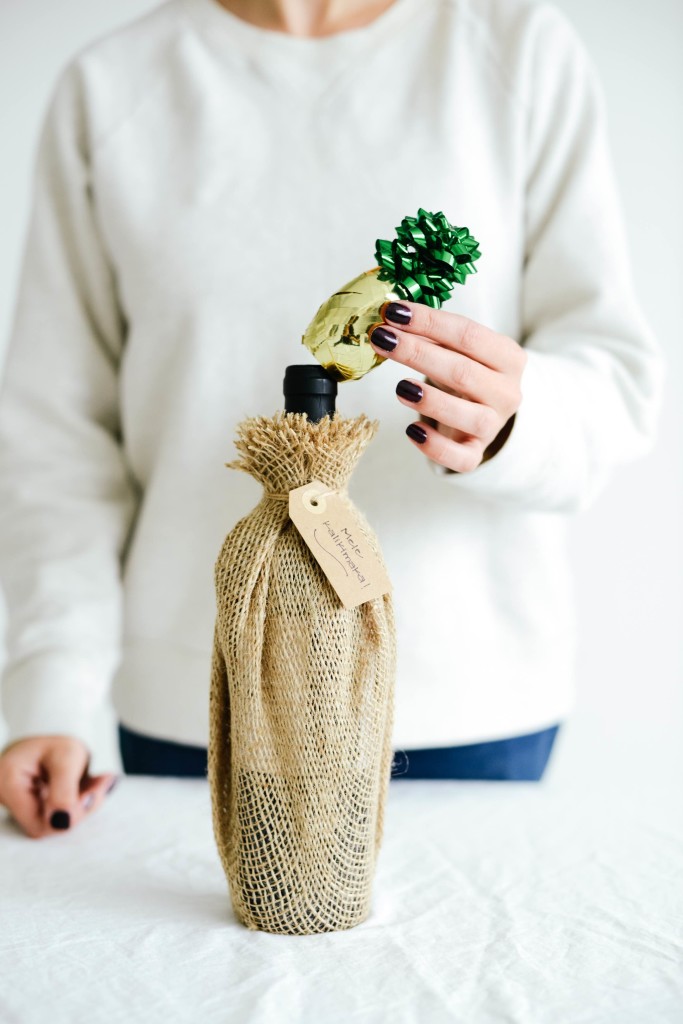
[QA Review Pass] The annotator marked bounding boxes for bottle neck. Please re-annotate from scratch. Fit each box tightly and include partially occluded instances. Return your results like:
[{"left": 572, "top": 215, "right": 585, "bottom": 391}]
[{"left": 283, "top": 365, "right": 337, "bottom": 422}]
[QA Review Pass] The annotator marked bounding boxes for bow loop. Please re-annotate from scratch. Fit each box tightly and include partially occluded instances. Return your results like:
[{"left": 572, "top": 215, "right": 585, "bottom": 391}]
[{"left": 374, "top": 207, "right": 481, "bottom": 308}]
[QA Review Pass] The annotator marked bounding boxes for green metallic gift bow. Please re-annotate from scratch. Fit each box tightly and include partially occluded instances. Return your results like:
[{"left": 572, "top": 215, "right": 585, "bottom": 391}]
[{"left": 374, "top": 208, "right": 481, "bottom": 309}]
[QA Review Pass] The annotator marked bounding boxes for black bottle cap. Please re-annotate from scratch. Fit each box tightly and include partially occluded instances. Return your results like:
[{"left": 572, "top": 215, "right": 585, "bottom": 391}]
[{"left": 283, "top": 364, "right": 337, "bottom": 423}]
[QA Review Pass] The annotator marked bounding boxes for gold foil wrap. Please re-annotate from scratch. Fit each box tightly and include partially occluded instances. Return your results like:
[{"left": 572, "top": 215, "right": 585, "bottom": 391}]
[{"left": 301, "top": 267, "right": 402, "bottom": 382}]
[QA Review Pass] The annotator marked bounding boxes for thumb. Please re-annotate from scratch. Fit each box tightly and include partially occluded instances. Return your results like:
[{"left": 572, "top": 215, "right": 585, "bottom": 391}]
[
  {"left": 79, "top": 771, "right": 120, "bottom": 816},
  {"left": 42, "top": 738, "right": 90, "bottom": 832}
]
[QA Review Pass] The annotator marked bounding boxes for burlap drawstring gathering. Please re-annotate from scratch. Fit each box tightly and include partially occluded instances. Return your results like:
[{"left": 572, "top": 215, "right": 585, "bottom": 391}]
[
  {"left": 264, "top": 488, "right": 342, "bottom": 503},
  {"left": 208, "top": 411, "right": 396, "bottom": 935}
]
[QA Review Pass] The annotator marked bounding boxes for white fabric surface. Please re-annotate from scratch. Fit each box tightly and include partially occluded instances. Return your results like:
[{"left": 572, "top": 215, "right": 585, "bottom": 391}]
[{"left": 1, "top": 775, "right": 681, "bottom": 1023}]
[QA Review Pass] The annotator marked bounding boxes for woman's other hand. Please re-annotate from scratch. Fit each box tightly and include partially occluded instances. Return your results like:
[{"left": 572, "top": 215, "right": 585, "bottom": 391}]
[
  {"left": 0, "top": 735, "right": 119, "bottom": 839},
  {"left": 369, "top": 301, "right": 527, "bottom": 472}
]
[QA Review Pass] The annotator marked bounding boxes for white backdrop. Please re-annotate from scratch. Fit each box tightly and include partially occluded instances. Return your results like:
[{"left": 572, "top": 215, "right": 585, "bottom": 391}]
[{"left": 0, "top": 0, "right": 681, "bottom": 782}]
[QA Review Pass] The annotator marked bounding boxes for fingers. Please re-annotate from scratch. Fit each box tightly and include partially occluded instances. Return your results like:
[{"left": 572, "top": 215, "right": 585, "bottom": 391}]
[
  {"left": 0, "top": 736, "right": 121, "bottom": 839},
  {"left": 370, "top": 302, "right": 526, "bottom": 473},
  {"left": 369, "top": 322, "right": 506, "bottom": 407},
  {"left": 0, "top": 759, "right": 50, "bottom": 839},
  {"left": 404, "top": 418, "right": 486, "bottom": 474},
  {"left": 395, "top": 377, "right": 500, "bottom": 440},
  {"left": 379, "top": 300, "right": 523, "bottom": 372},
  {"left": 79, "top": 772, "right": 120, "bottom": 818},
  {"left": 41, "top": 737, "right": 92, "bottom": 832}
]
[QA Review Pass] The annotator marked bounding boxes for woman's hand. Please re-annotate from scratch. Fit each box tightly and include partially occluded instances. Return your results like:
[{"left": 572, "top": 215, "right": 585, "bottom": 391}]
[
  {"left": 369, "top": 301, "right": 527, "bottom": 472},
  {"left": 0, "top": 735, "right": 119, "bottom": 839}
]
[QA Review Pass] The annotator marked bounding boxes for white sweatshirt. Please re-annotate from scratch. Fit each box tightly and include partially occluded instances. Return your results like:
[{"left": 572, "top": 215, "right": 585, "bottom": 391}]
[{"left": 0, "top": 0, "right": 663, "bottom": 753}]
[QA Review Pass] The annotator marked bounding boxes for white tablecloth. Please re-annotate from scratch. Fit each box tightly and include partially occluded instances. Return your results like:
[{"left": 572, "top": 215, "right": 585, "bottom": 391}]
[{"left": 1, "top": 775, "right": 681, "bottom": 1024}]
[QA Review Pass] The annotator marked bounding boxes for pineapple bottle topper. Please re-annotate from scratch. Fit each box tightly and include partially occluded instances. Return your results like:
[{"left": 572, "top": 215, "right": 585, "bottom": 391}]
[{"left": 301, "top": 208, "right": 481, "bottom": 382}]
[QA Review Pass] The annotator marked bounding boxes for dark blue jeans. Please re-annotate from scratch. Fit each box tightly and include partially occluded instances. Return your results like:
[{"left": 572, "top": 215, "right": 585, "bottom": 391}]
[{"left": 118, "top": 722, "right": 560, "bottom": 781}]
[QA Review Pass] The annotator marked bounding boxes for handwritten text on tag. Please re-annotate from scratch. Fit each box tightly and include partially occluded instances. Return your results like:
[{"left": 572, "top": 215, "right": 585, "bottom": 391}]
[{"left": 288, "top": 480, "right": 392, "bottom": 609}]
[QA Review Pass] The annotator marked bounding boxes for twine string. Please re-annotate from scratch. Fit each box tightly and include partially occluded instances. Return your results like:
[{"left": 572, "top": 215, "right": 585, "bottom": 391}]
[{"left": 265, "top": 487, "right": 346, "bottom": 505}]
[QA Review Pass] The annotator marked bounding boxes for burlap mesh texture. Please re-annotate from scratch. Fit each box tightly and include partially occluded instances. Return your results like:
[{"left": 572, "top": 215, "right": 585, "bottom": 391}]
[{"left": 209, "top": 411, "right": 396, "bottom": 935}]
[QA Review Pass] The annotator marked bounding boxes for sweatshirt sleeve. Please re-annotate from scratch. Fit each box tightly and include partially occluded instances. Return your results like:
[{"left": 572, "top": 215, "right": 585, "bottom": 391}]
[
  {"left": 0, "top": 60, "right": 139, "bottom": 751},
  {"left": 429, "top": 4, "right": 665, "bottom": 513}
]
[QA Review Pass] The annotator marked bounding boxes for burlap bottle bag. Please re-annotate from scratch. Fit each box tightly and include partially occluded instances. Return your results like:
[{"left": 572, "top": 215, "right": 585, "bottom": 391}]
[{"left": 209, "top": 410, "right": 396, "bottom": 935}]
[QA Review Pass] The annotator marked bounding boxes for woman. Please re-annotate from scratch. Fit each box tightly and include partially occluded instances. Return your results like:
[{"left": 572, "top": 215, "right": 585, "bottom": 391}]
[{"left": 0, "top": 0, "right": 663, "bottom": 837}]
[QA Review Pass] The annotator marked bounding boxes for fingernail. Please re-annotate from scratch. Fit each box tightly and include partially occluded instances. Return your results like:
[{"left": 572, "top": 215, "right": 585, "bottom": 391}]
[
  {"left": 384, "top": 302, "right": 412, "bottom": 325},
  {"left": 50, "top": 810, "right": 71, "bottom": 830},
  {"left": 396, "top": 379, "right": 423, "bottom": 403},
  {"left": 406, "top": 423, "right": 428, "bottom": 444},
  {"left": 369, "top": 326, "right": 397, "bottom": 352},
  {"left": 83, "top": 793, "right": 95, "bottom": 810},
  {"left": 106, "top": 776, "right": 120, "bottom": 795}
]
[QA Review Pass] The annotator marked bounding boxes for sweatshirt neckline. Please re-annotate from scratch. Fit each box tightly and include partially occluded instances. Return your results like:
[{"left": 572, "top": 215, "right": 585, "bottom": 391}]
[{"left": 180, "top": 0, "right": 425, "bottom": 58}]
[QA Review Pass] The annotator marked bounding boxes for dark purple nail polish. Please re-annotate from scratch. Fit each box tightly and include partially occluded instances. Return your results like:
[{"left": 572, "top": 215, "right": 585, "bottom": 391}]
[
  {"left": 384, "top": 302, "right": 412, "bottom": 326},
  {"left": 50, "top": 809, "right": 70, "bottom": 830},
  {"left": 406, "top": 423, "right": 428, "bottom": 444},
  {"left": 370, "top": 326, "right": 398, "bottom": 352},
  {"left": 396, "top": 379, "right": 423, "bottom": 403}
]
